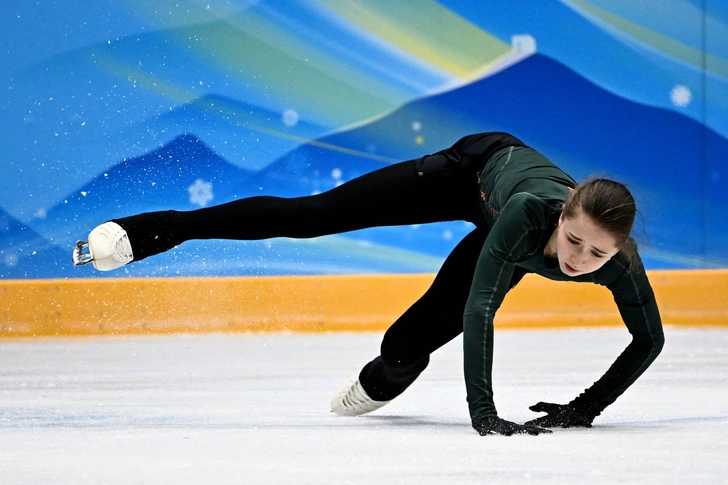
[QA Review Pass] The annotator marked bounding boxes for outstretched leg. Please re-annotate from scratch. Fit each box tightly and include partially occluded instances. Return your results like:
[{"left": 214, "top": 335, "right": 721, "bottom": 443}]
[{"left": 78, "top": 159, "right": 482, "bottom": 269}]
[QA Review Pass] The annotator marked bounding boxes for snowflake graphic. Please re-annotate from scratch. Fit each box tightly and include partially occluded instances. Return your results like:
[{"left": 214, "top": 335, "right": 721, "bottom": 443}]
[
  {"left": 4, "top": 252, "right": 18, "bottom": 268},
  {"left": 188, "top": 179, "right": 214, "bottom": 207},
  {"left": 282, "top": 109, "right": 299, "bottom": 127},
  {"left": 670, "top": 85, "right": 692, "bottom": 107}
]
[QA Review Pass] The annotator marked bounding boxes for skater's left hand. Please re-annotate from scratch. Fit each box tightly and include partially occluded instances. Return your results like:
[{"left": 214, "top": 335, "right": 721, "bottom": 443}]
[{"left": 525, "top": 402, "right": 594, "bottom": 428}]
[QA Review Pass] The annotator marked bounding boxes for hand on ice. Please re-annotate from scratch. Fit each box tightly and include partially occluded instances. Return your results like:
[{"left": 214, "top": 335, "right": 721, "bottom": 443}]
[
  {"left": 525, "top": 402, "right": 594, "bottom": 428},
  {"left": 472, "top": 416, "right": 552, "bottom": 436}
]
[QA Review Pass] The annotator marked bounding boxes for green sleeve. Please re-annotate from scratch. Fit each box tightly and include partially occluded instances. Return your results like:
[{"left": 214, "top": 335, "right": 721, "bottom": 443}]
[
  {"left": 463, "top": 193, "right": 548, "bottom": 421},
  {"left": 569, "top": 254, "right": 665, "bottom": 416}
]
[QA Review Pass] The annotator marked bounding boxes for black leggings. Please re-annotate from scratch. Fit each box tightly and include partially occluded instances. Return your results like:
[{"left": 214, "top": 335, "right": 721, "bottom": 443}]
[
  {"left": 114, "top": 139, "right": 526, "bottom": 401},
  {"left": 116, "top": 160, "right": 484, "bottom": 254}
]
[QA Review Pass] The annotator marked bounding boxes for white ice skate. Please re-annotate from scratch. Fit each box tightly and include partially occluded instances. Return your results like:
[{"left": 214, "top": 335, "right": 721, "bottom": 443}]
[
  {"left": 72, "top": 221, "right": 133, "bottom": 271},
  {"left": 330, "top": 375, "right": 391, "bottom": 416}
]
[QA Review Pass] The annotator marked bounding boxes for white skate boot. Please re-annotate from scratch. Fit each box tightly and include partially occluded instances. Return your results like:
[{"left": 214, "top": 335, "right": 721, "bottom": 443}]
[
  {"left": 72, "top": 221, "right": 133, "bottom": 271},
  {"left": 330, "top": 375, "right": 391, "bottom": 416}
]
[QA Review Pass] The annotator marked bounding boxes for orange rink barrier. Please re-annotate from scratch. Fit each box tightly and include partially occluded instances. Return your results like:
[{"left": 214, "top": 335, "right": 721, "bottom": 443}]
[{"left": 1, "top": 270, "right": 727, "bottom": 337}]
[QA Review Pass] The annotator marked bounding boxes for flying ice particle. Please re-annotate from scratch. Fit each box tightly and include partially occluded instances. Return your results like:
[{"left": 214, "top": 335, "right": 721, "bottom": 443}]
[
  {"left": 411, "top": 121, "right": 422, "bottom": 132},
  {"left": 670, "top": 85, "right": 692, "bottom": 107},
  {"left": 331, "top": 168, "right": 342, "bottom": 180},
  {"left": 188, "top": 179, "right": 214, "bottom": 207}
]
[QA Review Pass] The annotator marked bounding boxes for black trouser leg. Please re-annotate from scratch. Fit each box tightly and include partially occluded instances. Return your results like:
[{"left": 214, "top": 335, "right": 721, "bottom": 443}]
[
  {"left": 358, "top": 227, "right": 489, "bottom": 401},
  {"left": 113, "top": 160, "right": 482, "bottom": 261}
]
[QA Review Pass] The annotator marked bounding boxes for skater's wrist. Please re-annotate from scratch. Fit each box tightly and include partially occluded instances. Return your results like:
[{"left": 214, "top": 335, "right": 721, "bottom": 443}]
[{"left": 471, "top": 412, "right": 498, "bottom": 427}]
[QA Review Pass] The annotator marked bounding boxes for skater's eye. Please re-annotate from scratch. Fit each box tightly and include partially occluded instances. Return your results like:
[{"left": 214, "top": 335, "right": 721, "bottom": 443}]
[{"left": 568, "top": 236, "right": 604, "bottom": 258}]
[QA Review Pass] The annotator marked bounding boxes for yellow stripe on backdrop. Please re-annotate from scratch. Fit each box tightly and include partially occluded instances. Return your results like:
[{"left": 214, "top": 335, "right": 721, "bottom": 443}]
[{"left": 1, "top": 270, "right": 727, "bottom": 337}]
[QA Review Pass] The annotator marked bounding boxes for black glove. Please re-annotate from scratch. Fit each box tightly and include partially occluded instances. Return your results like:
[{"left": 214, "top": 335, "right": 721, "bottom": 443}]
[
  {"left": 472, "top": 416, "right": 552, "bottom": 436},
  {"left": 524, "top": 402, "right": 594, "bottom": 428}
]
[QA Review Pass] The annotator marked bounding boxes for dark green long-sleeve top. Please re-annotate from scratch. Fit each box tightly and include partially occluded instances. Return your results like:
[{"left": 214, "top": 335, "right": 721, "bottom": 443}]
[{"left": 464, "top": 145, "right": 665, "bottom": 422}]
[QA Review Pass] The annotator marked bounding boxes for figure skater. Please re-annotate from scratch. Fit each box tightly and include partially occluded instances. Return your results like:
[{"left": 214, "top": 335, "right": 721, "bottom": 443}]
[{"left": 73, "top": 132, "right": 664, "bottom": 436}]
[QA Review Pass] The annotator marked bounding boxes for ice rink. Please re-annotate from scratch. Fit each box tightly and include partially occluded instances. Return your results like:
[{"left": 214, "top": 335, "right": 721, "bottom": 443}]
[{"left": 1, "top": 327, "right": 726, "bottom": 484}]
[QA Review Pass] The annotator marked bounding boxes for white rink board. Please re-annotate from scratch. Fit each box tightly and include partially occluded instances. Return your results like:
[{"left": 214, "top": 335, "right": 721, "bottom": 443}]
[{"left": 1, "top": 328, "right": 727, "bottom": 484}]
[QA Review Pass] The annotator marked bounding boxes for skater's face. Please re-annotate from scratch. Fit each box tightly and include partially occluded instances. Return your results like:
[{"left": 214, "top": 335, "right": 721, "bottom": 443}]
[{"left": 555, "top": 208, "right": 620, "bottom": 277}]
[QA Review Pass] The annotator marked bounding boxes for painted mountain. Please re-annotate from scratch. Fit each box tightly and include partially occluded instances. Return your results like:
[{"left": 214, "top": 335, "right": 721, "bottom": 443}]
[
  {"left": 1, "top": 0, "right": 511, "bottom": 219},
  {"left": 10, "top": 52, "right": 727, "bottom": 279},
  {"left": 271, "top": 53, "right": 728, "bottom": 268},
  {"left": 439, "top": 0, "right": 728, "bottom": 139},
  {"left": 15, "top": 133, "right": 449, "bottom": 279}
]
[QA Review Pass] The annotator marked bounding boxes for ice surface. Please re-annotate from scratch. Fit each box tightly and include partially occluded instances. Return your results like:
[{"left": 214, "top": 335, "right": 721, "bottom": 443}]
[{"left": 1, "top": 328, "right": 726, "bottom": 484}]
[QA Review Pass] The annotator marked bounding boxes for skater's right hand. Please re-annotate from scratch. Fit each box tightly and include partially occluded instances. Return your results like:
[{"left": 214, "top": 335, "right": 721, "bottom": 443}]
[{"left": 472, "top": 416, "right": 552, "bottom": 436}]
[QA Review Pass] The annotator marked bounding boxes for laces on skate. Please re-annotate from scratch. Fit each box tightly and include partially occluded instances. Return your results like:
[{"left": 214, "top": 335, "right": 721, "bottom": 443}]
[{"left": 330, "top": 376, "right": 392, "bottom": 416}]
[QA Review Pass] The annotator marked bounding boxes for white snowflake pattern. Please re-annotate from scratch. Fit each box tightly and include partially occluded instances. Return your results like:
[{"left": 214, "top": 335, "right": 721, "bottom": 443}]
[
  {"left": 670, "top": 85, "right": 692, "bottom": 107},
  {"left": 282, "top": 109, "right": 299, "bottom": 127},
  {"left": 512, "top": 34, "right": 537, "bottom": 54},
  {"left": 188, "top": 179, "right": 214, "bottom": 207},
  {"left": 4, "top": 252, "right": 18, "bottom": 268}
]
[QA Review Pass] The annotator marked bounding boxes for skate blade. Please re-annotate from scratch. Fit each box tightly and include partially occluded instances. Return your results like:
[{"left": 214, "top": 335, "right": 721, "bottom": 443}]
[{"left": 72, "top": 240, "right": 93, "bottom": 266}]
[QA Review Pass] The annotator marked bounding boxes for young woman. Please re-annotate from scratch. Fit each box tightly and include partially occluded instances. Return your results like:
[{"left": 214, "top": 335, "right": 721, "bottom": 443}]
[{"left": 73, "top": 132, "right": 665, "bottom": 436}]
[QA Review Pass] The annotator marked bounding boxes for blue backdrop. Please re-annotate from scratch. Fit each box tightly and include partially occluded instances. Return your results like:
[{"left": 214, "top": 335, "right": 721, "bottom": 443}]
[{"left": 2, "top": 0, "right": 726, "bottom": 279}]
